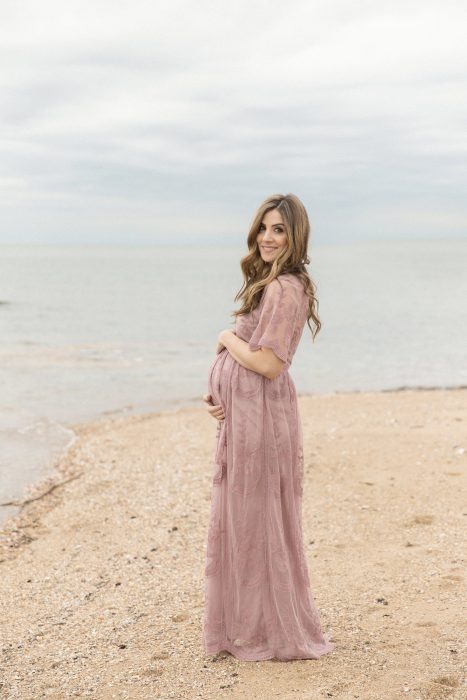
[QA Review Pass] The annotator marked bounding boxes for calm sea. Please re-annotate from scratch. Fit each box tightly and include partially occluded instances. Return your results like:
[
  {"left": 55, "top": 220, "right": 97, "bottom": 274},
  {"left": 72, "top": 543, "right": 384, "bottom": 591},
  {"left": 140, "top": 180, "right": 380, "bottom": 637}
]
[{"left": 1, "top": 239, "right": 466, "bottom": 524}]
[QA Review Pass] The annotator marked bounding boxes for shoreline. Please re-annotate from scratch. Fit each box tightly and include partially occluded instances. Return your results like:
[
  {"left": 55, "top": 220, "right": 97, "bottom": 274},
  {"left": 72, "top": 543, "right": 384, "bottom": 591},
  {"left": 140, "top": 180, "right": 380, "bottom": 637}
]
[
  {"left": 1, "top": 382, "right": 467, "bottom": 540},
  {"left": 2, "top": 381, "right": 466, "bottom": 531},
  {"left": 0, "top": 386, "right": 465, "bottom": 698}
]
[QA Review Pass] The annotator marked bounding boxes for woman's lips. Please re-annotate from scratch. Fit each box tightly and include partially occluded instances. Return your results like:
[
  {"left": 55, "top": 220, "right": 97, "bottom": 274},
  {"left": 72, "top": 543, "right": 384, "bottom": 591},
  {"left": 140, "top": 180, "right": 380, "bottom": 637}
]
[{"left": 262, "top": 246, "right": 278, "bottom": 250}]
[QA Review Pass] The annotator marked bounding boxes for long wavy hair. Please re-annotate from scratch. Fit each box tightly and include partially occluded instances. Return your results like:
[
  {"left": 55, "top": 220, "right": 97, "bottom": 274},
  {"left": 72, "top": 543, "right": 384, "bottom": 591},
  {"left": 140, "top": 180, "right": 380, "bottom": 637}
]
[{"left": 232, "top": 193, "right": 321, "bottom": 340}]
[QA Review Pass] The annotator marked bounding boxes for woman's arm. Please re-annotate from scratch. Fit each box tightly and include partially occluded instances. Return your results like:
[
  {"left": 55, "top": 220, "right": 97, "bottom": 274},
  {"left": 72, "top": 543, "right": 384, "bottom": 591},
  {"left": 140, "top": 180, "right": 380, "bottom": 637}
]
[{"left": 218, "top": 329, "right": 284, "bottom": 380}]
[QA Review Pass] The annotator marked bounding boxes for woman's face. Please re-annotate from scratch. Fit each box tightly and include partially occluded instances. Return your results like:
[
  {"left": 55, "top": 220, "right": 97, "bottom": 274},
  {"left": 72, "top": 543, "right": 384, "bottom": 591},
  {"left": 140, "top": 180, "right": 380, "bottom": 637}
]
[{"left": 256, "top": 209, "right": 287, "bottom": 263}]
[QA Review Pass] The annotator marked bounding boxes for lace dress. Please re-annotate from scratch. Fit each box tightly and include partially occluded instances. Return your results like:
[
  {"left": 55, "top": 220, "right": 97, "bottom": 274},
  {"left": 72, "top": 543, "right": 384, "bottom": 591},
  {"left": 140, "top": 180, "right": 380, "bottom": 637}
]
[{"left": 202, "top": 272, "right": 334, "bottom": 662}]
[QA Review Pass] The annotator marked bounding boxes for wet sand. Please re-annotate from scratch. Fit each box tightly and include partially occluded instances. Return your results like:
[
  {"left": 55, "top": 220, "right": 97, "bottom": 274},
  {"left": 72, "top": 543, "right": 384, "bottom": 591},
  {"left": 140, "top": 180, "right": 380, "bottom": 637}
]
[{"left": 0, "top": 388, "right": 465, "bottom": 700}]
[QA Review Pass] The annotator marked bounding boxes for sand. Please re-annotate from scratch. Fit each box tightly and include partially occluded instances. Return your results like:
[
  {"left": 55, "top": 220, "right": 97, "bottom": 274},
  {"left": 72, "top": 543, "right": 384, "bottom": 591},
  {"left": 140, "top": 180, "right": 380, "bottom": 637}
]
[{"left": 0, "top": 388, "right": 465, "bottom": 700}]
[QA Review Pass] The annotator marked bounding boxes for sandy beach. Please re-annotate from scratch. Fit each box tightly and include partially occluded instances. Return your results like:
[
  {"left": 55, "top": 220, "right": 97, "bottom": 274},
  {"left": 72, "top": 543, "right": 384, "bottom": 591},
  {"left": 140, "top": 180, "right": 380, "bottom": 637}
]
[{"left": 0, "top": 388, "right": 465, "bottom": 700}]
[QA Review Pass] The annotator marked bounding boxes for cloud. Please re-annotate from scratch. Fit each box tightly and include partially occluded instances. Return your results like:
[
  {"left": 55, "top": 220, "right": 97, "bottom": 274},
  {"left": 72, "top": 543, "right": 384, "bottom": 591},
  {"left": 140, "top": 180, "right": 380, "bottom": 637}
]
[{"left": 0, "top": 0, "right": 466, "bottom": 244}]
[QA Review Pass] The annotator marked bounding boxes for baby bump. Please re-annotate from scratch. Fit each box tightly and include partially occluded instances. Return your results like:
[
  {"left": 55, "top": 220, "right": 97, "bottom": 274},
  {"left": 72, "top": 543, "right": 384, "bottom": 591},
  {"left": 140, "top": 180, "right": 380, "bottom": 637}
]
[
  {"left": 207, "top": 348, "right": 232, "bottom": 408},
  {"left": 209, "top": 352, "right": 263, "bottom": 398},
  {"left": 207, "top": 350, "right": 263, "bottom": 413}
]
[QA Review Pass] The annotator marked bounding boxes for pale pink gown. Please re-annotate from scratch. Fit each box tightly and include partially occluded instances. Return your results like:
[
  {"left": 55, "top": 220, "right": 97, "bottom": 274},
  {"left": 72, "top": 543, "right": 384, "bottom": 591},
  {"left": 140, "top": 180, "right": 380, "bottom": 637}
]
[{"left": 202, "top": 272, "right": 334, "bottom": 661}]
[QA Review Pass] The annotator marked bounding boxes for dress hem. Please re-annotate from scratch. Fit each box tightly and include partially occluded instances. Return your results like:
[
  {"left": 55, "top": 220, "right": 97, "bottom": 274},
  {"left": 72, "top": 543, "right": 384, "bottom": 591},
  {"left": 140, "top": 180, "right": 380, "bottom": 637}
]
[{"left": 203, "top": 636, "right": 335, "bottom": 662}]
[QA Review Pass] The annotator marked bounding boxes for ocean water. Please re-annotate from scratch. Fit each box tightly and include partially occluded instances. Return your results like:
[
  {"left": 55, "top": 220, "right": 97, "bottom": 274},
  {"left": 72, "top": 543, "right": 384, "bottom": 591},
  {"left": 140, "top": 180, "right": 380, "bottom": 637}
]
[{"left": 1, "top": 239, "right": 466, "bottom": 524}]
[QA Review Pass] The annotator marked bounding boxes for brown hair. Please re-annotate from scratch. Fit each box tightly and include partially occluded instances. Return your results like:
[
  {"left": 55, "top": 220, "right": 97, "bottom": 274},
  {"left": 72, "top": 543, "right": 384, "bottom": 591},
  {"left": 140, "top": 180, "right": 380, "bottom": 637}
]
[{"left": 232, "top": 192, "right": 321, "bottom": 339}]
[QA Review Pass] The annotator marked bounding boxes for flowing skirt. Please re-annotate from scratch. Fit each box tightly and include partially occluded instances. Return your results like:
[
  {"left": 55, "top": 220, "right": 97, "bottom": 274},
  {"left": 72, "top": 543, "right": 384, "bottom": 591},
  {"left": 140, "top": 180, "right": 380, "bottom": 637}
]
[{"left": 202, "top": 348, "right": 334, "bottom": 661}]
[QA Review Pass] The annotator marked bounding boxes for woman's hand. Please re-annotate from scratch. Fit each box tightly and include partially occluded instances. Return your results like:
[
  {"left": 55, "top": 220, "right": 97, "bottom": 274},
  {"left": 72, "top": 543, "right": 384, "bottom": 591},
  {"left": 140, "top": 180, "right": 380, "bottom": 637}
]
[
  {"left": 217, "top": 328, "right": 235, "bottom": 354},
  {"left": 202, "top": 393, "right": 225, "bottom": 422}
]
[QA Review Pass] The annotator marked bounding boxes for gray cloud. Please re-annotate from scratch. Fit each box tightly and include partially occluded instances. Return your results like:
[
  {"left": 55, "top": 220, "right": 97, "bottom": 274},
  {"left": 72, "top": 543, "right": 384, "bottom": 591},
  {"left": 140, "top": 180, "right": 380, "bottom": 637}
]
[{"left": 1, "top": 0, "right": 466, "bottom": 244}]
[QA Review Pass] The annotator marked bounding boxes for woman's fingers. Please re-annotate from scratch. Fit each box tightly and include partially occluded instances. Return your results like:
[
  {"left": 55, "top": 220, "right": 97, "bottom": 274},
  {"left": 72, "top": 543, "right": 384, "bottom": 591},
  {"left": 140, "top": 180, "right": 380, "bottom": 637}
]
[
  {"left": 202, "top": 394, "right": 224, "bottom": 421},
  {"left": 204, "top": 400, "right": 225, "bottom": 421},
  {"left": 210, "top": 404, "right": 225, "bottom": 420}
]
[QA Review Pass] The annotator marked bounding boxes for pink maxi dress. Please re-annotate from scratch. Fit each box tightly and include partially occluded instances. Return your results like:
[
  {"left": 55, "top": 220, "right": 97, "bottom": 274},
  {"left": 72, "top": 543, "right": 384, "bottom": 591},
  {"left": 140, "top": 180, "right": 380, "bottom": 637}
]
[{"left": 202, "top": 272, "right": 334, "bottom": 661}]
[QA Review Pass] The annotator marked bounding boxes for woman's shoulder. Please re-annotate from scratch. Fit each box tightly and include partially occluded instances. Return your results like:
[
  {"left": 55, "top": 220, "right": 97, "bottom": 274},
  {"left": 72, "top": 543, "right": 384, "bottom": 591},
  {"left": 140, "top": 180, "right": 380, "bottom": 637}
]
[
  {"left": 262, "top": 272, "right": 303, "bottom": 293},
  {"left": 274, "top": 272, "right": 306, "bottom": 294},
  {"left": 277, "top": 271, "right": 302, "bottom": 284},
  {"left": 262, "top": 273, "right": 306, "bottom": 309}
]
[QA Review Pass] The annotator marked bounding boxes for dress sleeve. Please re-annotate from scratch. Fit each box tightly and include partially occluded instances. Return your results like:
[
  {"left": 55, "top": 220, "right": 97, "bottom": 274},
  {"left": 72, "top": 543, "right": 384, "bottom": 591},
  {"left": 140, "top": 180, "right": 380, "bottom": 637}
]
[{"left": 248, "top": 278, "right": 301, "bottom": 363}]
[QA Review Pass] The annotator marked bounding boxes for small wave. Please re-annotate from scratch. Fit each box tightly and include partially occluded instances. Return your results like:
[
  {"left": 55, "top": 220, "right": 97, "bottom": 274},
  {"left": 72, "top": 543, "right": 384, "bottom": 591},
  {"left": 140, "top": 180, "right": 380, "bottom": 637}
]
[{"left": 0, "top": 409, "right": 77, "bottom": 512}]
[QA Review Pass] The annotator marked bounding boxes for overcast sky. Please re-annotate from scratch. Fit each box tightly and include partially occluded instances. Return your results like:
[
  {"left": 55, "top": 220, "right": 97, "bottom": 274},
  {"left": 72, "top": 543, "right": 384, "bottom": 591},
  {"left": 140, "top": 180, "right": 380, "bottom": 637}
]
[{"left": 1, "top": 0, "right": 466, "bottom": 245}]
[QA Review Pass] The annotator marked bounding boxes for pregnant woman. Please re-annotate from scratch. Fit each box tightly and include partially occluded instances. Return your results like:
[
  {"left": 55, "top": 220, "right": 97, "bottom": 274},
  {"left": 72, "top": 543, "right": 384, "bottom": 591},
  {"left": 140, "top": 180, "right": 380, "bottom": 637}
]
[{"left": 201, "top": 193, "right": 335, "bottom": 662}]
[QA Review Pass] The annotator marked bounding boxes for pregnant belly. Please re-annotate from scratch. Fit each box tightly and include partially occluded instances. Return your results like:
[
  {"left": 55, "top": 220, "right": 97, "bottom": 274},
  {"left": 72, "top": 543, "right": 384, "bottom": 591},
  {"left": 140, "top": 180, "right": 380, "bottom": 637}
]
[
  {"left": 208, "top": 347, "right": 267, "bottom": 409},
  {"left": 207, "top": 348, "right": 233, "bottom": 408}
]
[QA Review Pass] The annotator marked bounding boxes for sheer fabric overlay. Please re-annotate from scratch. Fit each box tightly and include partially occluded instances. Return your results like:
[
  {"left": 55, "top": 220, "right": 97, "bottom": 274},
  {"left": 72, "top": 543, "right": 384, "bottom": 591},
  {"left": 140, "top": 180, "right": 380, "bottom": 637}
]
[{"left": 202, "top": 273, "right": 334, "bottom": 661}]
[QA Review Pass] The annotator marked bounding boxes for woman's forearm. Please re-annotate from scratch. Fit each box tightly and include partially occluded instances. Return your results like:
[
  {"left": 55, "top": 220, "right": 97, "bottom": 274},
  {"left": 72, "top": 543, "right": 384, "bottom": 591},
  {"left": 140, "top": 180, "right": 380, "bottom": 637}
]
[{"left": 219, "top": 330, "right": 278, "bottom": 379}]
